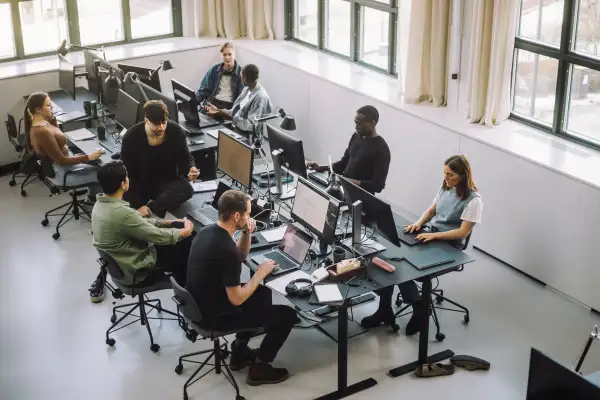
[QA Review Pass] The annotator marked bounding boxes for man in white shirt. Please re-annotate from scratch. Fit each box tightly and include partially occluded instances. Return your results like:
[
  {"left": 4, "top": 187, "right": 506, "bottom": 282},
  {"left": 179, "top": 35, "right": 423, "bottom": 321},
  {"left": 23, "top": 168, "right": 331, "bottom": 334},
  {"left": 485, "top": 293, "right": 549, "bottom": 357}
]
[{"left": 196, "top": 42, "right": 244, "bottom": 110}]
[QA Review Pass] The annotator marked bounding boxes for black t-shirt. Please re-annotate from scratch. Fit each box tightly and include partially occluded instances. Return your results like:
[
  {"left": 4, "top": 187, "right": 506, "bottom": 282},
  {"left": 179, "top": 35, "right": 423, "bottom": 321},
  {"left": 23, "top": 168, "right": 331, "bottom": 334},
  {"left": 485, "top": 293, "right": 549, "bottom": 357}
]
[{"left": 187, "top": 224, "right": 241, "bottom": 320}]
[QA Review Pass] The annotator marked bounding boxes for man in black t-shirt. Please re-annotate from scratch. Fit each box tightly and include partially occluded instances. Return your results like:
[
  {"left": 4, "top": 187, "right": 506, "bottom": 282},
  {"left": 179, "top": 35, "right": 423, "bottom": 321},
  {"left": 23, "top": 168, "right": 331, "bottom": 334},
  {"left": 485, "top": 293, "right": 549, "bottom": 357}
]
[
  {"left": 307, "top": 105, "right": 391, "bottom": 194},
  {"left": 187, "top": 190, "right": 296, "bottom": 386}
]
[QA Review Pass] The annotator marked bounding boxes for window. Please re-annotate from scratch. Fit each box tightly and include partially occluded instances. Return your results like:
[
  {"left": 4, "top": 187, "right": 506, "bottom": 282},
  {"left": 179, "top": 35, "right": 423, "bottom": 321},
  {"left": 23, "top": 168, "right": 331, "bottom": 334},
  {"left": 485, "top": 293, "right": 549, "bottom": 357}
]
[
  {"left": 288, "top": 0, "right": 398, "bottom": 75},
  {"left": 0, "top": 0, "right": 182, "bottom": 62},
  {"left": 512, "top": 0, "right": 600, "bottom": 148}
]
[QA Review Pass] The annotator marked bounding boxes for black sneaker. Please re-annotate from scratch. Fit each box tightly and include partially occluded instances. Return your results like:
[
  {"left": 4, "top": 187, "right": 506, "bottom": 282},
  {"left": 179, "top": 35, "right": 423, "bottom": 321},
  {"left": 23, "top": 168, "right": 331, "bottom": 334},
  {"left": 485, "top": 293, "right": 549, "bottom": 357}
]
[
  {"left": 405, "top": 300, "right": 428, "bottom": 335},
  {"left": 229, "top": 343, "right": 258, "bottom": 371},
  {"left": 360, "top": 307, "right": 395, "bottom": 329},
  {"left": 247, "top": 362, "right": 289, "bottom": 386},
  {"left": 89, "top": 271, "right": 106, "bottom": 303}
]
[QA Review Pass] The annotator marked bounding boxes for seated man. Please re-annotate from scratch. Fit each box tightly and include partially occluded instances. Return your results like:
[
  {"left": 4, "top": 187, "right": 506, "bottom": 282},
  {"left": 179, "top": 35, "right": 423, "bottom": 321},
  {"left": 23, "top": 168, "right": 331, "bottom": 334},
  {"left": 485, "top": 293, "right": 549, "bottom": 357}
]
[
  {"left": 196, "top": 42, "right": 244, "bottom": 110},
  {"left": 307, "top": 105, "right": 390, "bottom": 194},
  {"left": 91, "top": 161, "right": 195, "bottom": 296},
  {"left": 203, "top": 64, "right": 273, "bottom": 136},
  {"left": 121, "top": 100, "right": 199, "bottom": 218},
  {"left": 187, "top": 189, "right": 296, "bottom": 386}
]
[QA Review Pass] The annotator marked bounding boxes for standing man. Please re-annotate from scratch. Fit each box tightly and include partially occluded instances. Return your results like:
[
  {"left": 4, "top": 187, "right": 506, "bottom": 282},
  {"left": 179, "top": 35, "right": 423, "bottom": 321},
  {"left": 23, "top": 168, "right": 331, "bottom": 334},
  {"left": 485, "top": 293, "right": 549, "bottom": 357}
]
[
  {"left": 121, "top": 100, "right": 199, "bottom": 218},
  {"left": 307, "top": 105, "right": 390, "bottom": 194},
  {"left": 187, "top": 190, "right": 296, "bottom": 386},
  {"left": 196, "top": 42, "right": 244, "bottom": 110}
]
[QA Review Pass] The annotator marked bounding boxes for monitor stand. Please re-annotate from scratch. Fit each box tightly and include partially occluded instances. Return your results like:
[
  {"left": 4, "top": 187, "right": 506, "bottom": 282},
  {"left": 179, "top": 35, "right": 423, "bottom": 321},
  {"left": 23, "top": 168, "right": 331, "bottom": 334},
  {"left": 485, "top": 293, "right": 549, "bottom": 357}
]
[{"left": 341, "top": 200, "right": 385, "bottom": 256}]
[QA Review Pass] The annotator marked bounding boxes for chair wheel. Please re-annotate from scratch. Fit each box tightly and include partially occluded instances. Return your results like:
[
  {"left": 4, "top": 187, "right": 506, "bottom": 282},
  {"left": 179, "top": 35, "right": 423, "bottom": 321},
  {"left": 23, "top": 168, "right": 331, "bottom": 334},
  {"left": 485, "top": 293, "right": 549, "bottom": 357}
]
[
  {"left": 106, "top": 338, "right": 116, "bottom": 346},
  {"left": 175, "top": 364, "right": 183, "bottom": 374},
  {"left": 41, "top": 219, "right": 49, "bottom": 227},
  {"left": 110, "top": 314, "right": 117, "bottom": 323},
  {"left": 221, "top": 349, "right": 230, "bottom": 358},
  {"left": 435, "top": 297, "right": 443, "bottom": 304},
  {"left": 9, "top": 180, "right": 16, "bottom": 186},
  {"left": 463, "top": 315, "right": 470, "bottom": 324},
  {"left": 236, "top": 396, "right": 246, "bottom": 400},
  {"left": 112, "top": 289, "right": 123, "bottom": 299},
  {"left": 150, "top": 343, "right": 160, "bottom": 352},
  {"left": 183, "top": 393, "right": 188, "bottom": 400},
  {"left": 436, "top": 333, "right": 446, "bottom": 342},
  {"left": 395, "top": 299, "right": 402, "bottom": 307},
  {"left": 391, "top": 323, "right": 400, "bottom": 333},
  {"left": 52, "top": 232, "right": 60, "bottom": 240}
]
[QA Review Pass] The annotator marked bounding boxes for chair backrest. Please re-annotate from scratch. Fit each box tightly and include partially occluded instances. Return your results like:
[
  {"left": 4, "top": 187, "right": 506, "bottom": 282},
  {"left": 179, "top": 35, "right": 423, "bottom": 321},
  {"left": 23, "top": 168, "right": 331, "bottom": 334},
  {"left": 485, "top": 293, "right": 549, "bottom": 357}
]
[
  {"left": 6, "top": 113, "right": 19, "bottom": 139},
  {"left": 96, "top": 249, "right": 126, "bottom": 281},
  {"left": 39, "top": 155, "right": 56, "bottom": 179},
  {"left": 170, "top": 276, "right": 204, "bottom": 324},
  {"left": 463, "top": 232, "right": 472, "bottom": 251}
]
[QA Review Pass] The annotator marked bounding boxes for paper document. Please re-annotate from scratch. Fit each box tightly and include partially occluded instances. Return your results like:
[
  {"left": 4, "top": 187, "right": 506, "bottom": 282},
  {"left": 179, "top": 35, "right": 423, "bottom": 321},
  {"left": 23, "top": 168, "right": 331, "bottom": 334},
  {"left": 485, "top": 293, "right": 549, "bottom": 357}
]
[
  {"left": 65, "top": 128, "right": 95, "bottom": 142},
  {"left": 192, "top": 180, "right": 218, "bottom": 193},
  {"left": 260, "top": 225, "right": 288, "bottom": 243},
  {"left": 266, "top": 270, "right": 313, "bottom": 296},
  {"left": 314, "top": 284, "right": 343, "bottom": 304}
]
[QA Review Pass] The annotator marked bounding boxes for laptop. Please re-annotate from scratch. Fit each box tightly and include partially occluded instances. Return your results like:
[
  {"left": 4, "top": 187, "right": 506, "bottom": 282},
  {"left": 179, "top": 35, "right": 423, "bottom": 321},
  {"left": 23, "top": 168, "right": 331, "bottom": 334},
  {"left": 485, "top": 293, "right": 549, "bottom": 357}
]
[
  {"left": 404, "top": 247, "right": 455, "bottom": 270},
  {"left": 250, "top": 224, "right": 313, "bottom": 276},
  {"left": 187, "top": 181, "right": 230, "bottom": 225},
  {"left": 56, "top": 110, "right": 87, "bottom": 123}
]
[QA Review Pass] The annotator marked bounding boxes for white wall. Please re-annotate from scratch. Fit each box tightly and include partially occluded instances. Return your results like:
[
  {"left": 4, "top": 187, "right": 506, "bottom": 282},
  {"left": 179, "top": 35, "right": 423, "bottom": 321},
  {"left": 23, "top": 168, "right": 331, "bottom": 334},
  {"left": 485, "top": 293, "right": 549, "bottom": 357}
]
[
  {"left": 0, "top": 47, "right": 220, "bottom": 166},
  {"left": 236, "top": 46, "right": 600, "bottom": 312}
]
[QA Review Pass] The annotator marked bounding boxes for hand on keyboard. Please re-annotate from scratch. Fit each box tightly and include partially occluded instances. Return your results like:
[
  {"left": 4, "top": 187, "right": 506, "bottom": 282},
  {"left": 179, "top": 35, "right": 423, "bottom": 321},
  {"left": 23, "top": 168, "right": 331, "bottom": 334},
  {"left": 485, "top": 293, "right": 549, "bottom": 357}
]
[
  {"left": 257, "top": 259, "right": 278, "bottom": 278},
  {"left": 88, "top": 148, "right": 105, "bottom": 161},
  {"left": 404, "top": 223, "right": 422, "bottom": 233}
]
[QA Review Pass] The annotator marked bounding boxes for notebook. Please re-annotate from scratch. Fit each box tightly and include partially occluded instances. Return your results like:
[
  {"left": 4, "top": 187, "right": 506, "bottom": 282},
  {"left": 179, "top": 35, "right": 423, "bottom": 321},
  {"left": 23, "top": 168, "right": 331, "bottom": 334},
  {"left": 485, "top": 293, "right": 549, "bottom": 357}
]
[
  {"left": 64, "top": 128, "right": 95, "bottom": 142},
  {"left": 314, "top": 284, "right": 343, "bottom": 304}
]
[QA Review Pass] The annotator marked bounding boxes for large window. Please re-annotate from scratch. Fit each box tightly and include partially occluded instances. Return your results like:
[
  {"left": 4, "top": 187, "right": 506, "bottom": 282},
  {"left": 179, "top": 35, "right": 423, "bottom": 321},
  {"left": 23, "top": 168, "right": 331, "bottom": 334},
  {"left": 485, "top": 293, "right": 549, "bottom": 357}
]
[
  {"left": 512, "top": 0, "right": 600, "bottom": 148},
  {"left": 287, "top": 0, "right": 398, "bottom": 75},
  {"left": 0, "top": 0, "right": 182, "bottom": 62}
]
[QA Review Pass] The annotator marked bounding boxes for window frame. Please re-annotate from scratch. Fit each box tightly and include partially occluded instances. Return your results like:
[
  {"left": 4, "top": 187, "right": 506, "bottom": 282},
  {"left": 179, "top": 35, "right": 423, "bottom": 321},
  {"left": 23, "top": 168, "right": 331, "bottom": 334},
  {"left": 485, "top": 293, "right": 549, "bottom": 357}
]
[
  {"left": 285, "top": 0, "right": 398, "bottom": 76},
  {"left": 512, "top": 0, "right": 600, "bottom": 150},
  {"left": 1, "top": 0, "right": 182, "bottom": 63}
]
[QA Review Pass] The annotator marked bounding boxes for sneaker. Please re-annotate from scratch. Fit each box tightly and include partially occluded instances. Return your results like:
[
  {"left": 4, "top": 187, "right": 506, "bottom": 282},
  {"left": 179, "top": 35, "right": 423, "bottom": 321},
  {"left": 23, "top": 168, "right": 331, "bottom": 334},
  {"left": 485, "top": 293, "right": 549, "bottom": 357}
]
[
  {"left": 89, "top": 271, "right": 106, "bottom": 303},
  {"left": 247, "top": 362, "right": 289, "bottom": 386},
  {"left": 229, "top": 343, "right": 258, "bottom": 371},
  {"left": 405, "top": 300, "right": 427, "bottom": 335},
  {"left": 360, "top": 307, "right": 395, "bottom": 329}
]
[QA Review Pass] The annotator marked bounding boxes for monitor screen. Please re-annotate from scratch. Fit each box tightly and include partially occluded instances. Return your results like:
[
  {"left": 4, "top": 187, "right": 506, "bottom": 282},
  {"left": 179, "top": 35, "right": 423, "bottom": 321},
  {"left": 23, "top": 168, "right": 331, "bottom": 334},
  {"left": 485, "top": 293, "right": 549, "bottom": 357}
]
[
  {"left": 123, "top": 80, "right": 178, "bottom": 124},
  {"left": 172, "top": 79, "right": 198, "bottom": 124},
  {"left": 280, "top": 225, "right": 313, "bottom": 264},
  {"left": 266, "top": 124, "right": 307, "bottom": 178},
  {"left": 58, "top": 55, "right": 75, "bottom": 100},
  {"left": 118, "top": 63, "right": 161, "bottom": 92},
  {"left": 114, "top": 89, "right": 140, "bottom": 130},
  {"left": 83, "top": 50, "right": 104, "bottom": 95},
  {"left": 217, "top": 131, "right": 254, "bottom": 188},
  {"left": 97, "top": 60, "right": 124, "bottom": 107},
  {"left": 291, "top": 177, "right": 340, "bottom": 243}
]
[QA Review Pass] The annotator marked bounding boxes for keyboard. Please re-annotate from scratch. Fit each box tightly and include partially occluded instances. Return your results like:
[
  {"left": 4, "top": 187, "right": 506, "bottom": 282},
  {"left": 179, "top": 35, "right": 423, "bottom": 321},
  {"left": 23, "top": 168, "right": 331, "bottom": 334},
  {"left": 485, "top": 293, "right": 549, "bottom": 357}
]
[
  {"left": 98, "top": 136, "right": 120, "bottom": 153},
  {"left": 51, "top": 101, "right": 64, "bottom": 115},
  {"left": 395, "top": 226, "right": 423, "bottom": 246},
  {"left": 263, "top": 251, "right": 297, "bottom": 271},
  {"left": 197, "top": 207, "right": 219, "bottom": 222},
  {"left": 308, "top": 171, "right": 330, "bottom": 186}
]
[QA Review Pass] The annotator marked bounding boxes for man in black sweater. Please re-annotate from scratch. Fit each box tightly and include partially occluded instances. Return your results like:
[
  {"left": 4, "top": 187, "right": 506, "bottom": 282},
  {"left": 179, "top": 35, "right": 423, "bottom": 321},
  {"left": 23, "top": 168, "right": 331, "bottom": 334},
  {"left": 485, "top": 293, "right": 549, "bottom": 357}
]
[
  {"left": 307, "top": 105, "right": 390, "bottom": 194},
  {"left": 121, "top": 101, "right": 199, "bottom": 218}
]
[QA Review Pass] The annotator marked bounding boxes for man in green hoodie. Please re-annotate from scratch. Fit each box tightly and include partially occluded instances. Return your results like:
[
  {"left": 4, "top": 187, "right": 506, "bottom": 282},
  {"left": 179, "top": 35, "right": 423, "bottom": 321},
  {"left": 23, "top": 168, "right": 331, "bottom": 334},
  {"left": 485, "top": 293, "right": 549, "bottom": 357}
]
[{"left": 90, "top": 161, "right": 195, "bottom": 302}]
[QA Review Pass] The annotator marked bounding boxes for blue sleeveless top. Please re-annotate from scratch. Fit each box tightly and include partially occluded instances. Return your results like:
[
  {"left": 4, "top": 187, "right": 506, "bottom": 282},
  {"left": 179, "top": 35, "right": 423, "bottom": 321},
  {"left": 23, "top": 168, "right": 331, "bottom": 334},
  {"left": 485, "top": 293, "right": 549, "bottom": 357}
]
[{"left": 429, "top": 187, "right": 481, "bottom": 248}]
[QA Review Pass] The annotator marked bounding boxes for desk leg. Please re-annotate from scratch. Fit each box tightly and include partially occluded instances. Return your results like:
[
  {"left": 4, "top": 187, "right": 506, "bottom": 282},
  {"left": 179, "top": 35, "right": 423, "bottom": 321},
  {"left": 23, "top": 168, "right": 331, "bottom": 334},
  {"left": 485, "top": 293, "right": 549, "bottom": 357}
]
[
  {"left": 315, "top": 301, "right": 377, "bottom": 400},
  {"left": 388, "top": 278, "right": 454, "bottom": 377}
]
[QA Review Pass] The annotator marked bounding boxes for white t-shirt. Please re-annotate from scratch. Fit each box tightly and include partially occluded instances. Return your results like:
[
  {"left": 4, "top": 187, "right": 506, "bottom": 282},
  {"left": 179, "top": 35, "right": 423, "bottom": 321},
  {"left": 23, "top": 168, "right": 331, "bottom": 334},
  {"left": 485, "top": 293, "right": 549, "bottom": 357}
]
[
  {"left": 432, "top": 190, "right": 483, "bottom": 224},
  {"left": 215, "top": 75, "right": 233, "bottom": 103}
]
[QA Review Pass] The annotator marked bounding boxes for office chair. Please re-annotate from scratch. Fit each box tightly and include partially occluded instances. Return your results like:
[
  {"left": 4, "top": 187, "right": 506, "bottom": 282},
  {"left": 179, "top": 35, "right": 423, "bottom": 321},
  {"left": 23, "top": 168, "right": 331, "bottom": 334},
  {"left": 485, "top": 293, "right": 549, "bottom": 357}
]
[
  {"left": 393, "top": 233, "right": 472, "bottom": 342},
  {"left": 6, "top": 113, "right": 40, "bottom": 196},
  {"left": 171, "top": 276, "right": 256, "bottom": 400},
  {"left": 39, "top": 156, "right": 95, "bottom": 239},
  {"left": 97, "top": 250, "right": 180, "bottom": 352}
]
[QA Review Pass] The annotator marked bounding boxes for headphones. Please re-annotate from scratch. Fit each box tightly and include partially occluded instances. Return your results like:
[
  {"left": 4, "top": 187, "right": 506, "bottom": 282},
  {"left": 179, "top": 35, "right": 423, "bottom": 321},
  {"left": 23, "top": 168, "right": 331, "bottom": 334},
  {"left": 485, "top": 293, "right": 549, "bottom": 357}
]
[{"left": 285, "top": 278, "right": 313, "bottom": 297}]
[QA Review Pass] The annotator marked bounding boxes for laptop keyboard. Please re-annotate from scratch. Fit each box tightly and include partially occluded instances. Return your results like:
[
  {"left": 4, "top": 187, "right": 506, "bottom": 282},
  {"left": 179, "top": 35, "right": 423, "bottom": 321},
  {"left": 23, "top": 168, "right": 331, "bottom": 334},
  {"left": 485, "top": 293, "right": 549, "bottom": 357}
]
[
  {"left": 98, "top": 136, "right": 120, "bottom": 153},
  {"left": 308, "top": 171, "right": 329, "bottom": 186},
  {"left": 395, "top": 226, "right": 423, "bottom": 246},
  {"left": 264, "top": 251, "right": 297, "bottom": 270},
  {"left": 198, "top": 207, "right": 219, "bottom": 222}
]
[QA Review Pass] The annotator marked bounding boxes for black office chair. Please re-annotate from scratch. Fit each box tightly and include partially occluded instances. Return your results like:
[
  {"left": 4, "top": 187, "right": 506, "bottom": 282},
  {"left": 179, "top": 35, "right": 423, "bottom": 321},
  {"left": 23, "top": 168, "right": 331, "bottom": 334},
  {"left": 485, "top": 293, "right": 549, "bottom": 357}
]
[
  {"left": 171, "top": 276, "right": 254, "bottom": 400},
  {"left": 393, "top": 233, "right": 472, "bottom": 342},
  {"left": 6, "top": 113, "right": 40, "bottom": 196},
  {"left": 97, "top": 249, "right": 180, "bottom": 352},
  {"left": 39, "top": 156, "right": 95, "bottom": 239}
]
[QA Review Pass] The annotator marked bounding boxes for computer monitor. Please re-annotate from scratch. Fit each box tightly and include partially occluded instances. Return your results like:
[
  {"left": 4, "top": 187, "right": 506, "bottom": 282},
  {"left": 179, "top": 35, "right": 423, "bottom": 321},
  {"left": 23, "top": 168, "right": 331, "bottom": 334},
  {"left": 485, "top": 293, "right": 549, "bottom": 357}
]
[
  {"left": 527, "top": 348, "right": 600, "bottom": 399},
  {"left": 97, "top": 60, "right": 124, "bottom": 107},
  {"left": 217, "top": 131, "right": 254, "bottom": 188},
  {"left": 114, "top": 89, "right": 140, "bottom": 130},
  {"left": 291, "top": 177, "right": 340, "bottom": 246},
  {"left": 58, "top": 55, "right": 75, "bottom": 100},
  {"left": 123, "top": 80, "right": 179, "bottom": 124},
  {"left": 171, "top": 79, "right": 199, "bottom": 124},
  {"left": 118, "top": 63, "right": 161, "bottom": 92},
  {"left": 338, "top": 175, "right": 401, "bottom": 247},
  {"left": 83, "top": 49, "right": 104, "bottom": 96},
  {"left": 266, "top": 124, "right": 307, "bottom": 179}
]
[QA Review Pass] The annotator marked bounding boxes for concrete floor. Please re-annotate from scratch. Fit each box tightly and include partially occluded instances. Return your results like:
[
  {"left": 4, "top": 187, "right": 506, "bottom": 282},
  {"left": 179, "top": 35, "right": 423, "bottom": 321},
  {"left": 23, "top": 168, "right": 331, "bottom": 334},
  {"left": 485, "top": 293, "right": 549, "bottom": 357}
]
[{"left": 1, "top": 174, "right": 599, "bottom": 400}]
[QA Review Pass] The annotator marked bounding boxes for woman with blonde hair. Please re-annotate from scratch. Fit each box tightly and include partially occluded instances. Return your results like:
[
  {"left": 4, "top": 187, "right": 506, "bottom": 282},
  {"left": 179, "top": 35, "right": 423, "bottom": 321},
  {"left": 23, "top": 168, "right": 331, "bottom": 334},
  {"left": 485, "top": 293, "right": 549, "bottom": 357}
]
[{"left": 361, "top": 154, "right": 483, "bottom": 335}]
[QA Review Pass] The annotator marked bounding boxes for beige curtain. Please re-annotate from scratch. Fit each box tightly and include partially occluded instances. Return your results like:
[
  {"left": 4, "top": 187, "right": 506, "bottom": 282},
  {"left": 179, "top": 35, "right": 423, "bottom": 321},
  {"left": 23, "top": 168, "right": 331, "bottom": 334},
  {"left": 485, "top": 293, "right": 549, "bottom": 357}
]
[
  {"left": 404, "top": 0, "right": 451, "bottom": 106},
  {"left": 465, "top": 0, "right": 519, "bottom": 126},
  {"left": 193, "top": 0, "right": 275, "bottom": 39}
]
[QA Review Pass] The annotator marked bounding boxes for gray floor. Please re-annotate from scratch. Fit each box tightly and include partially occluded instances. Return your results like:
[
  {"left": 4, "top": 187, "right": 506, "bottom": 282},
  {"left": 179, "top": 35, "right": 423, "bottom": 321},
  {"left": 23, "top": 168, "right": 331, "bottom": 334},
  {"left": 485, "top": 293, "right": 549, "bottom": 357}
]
[{"left": 1, "top": 174, "right": 599, "bottom": 400}]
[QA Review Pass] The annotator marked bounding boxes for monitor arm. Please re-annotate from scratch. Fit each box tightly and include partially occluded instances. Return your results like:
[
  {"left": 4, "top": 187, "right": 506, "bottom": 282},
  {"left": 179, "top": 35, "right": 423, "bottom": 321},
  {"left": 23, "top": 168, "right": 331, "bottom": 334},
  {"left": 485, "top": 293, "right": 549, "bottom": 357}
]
[
  {"left": 123, "top": 72, "right": 149, "bottom": 102},
  {"left": 574, "top": 325, "right": 599, "bottom": 373}
]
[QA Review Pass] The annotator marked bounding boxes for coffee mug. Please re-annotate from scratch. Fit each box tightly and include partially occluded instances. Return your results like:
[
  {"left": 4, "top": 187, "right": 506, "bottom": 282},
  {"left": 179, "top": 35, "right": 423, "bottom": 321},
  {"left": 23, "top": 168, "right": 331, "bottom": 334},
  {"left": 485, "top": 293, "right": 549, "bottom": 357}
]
[
  {"left": 90, "top": 101, "right": 98, "bottom": 118},
  {"left": 97, "top": 125, "right": 106, "bottom": 141},
  {"left": 333, "top": 247, "right": 346, "bottom": 264},
  {"left": 83, "top": 101, "right": 91, "bottom": 116}
]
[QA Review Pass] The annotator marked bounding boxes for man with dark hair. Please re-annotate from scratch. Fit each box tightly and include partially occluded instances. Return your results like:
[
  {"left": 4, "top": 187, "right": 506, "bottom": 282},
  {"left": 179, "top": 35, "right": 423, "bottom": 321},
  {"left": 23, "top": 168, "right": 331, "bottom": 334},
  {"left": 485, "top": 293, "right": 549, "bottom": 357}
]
[
  {"left": 90, "top": 161, "right": 195, "bottom": 302},
  {"left": 121, "top": 100, "right": 199, "bottom": 218},
  {"left": 307, "top": 105, "right": 391, "bottom": 194},
  {"left": 187, "top": 189, "right": 296, "bottom": 386},
  {"left": 203, "top": 64, "right": 273, "bottom": 135}
]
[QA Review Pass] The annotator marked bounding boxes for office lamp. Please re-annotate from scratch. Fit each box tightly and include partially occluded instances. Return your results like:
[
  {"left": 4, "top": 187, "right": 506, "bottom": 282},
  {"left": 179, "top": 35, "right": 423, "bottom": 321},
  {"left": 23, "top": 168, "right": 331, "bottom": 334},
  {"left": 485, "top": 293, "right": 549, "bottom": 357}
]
[
  {"left": 57, "top": 39, "right": 106, "bottom": 60},
  {"left": 150, "top": 60, "right": 174, "bottom": 78},
  {"left": 574, "top": 325, "right": 599, "bottom": 373},
  {"left": 123, "top": 72, "right": 150, "bottom": 102}
]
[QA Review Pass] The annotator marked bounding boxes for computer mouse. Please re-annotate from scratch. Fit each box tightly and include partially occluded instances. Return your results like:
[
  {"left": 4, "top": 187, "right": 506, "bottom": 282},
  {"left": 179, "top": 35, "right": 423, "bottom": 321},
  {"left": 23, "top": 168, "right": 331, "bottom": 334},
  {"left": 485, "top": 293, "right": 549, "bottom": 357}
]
[
  {"left": 251, "top": 235, "right": 259, "bottom": 244},
  {"left": 111, "top": 152, "right": 121, "bottom": 160}
]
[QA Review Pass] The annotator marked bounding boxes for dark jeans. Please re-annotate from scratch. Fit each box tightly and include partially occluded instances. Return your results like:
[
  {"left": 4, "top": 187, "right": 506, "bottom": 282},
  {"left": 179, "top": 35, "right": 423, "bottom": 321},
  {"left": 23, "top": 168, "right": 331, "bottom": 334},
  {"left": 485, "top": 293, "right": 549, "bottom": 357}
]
[
  {"left": 377, "top": 281, "right": 421, "bottom": 310},
  {"left": 148, "top": 234, "right": 195, "bottom": 286},
  {"left": 210, "top": 98, "right": 233, "bottom": 111},
  {"left": 124, "top": 178, "right": 193, "bottom": 217},
  {"left": 210, "top": 285, "right": 296, "bottom": 363}
]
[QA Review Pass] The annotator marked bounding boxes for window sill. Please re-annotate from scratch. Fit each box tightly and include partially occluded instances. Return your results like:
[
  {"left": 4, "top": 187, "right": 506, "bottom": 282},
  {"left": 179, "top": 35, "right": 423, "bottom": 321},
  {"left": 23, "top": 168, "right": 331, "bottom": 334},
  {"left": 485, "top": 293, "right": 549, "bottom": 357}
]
[
  {"left": 236, "top": 40, "right": 600, "bottom": 191},
  {"left": 0, "top": 37, "right": 224, "bottom": 81}
]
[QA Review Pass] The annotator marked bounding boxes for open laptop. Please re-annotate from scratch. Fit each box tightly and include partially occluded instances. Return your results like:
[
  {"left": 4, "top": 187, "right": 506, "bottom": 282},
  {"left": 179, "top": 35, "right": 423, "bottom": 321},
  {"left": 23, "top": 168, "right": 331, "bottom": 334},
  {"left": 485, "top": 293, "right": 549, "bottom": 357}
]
[
  {"left": 250, "top": 224, "right": 313, "bottom": 276},
  {"left": 187, "top": 181, "right": 230, "bottom": 225}
]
